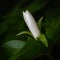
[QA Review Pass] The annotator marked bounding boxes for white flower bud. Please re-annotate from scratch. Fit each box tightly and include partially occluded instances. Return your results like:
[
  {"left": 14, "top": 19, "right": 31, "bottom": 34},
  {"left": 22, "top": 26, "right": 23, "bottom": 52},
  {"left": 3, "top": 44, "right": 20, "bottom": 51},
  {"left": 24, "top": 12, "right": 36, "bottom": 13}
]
[{"left": 23, "top": 10, "right": 40, "bottom": 39}]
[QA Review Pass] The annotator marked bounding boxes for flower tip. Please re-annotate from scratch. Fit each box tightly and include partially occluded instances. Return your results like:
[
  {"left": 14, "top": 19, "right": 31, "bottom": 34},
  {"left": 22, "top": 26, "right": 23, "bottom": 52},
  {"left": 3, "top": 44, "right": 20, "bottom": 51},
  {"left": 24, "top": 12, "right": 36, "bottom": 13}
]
[{"left": 26, "top": 10, "right": 28, "bottom": 12}]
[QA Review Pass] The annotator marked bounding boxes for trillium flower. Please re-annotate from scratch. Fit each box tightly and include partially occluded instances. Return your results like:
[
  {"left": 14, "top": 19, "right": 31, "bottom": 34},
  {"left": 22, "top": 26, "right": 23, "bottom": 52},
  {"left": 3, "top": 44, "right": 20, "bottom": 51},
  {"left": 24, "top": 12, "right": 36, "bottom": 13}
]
[{"left": 23, "top": 10, "right": 40, "bottom": 39}]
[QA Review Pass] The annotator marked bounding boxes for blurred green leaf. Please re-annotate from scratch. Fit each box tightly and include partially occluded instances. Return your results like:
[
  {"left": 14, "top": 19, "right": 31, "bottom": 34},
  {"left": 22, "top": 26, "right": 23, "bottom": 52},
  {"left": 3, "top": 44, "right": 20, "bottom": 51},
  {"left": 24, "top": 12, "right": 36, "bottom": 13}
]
[
  {"left": 42, "top": 1, "right": 60, "bottom": 47},
  {"left": 2, "top": 40, "right": 25, "bottom": 57},
  {"left": 26, "top": 0, "right": 49, "bottom": 13},
  {"left": 9, "top": 37, "right": 48, "bottom": 60},
  {"left": 1, "top": 7, "right": 27, "bottom": 43}
]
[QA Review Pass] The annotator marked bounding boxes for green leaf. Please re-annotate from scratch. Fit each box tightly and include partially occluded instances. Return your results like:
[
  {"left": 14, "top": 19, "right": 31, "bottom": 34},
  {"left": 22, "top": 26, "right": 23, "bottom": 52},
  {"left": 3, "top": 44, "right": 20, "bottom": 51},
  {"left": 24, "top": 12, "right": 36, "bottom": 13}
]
[
  {"left": 37, "top": 34, "right": 48, "bottom": 47},
  {"left": 37, "top": 16, "right": 44, "bottom": 31},
  {"left": 9, "top": 37, "right": 48, "bottom": 60},
  {"left": 16, "top": 31, "right": 32, "bottom": 37},
  {"left": 2, "top": 40, "right": 25, "bottom": 57}
]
